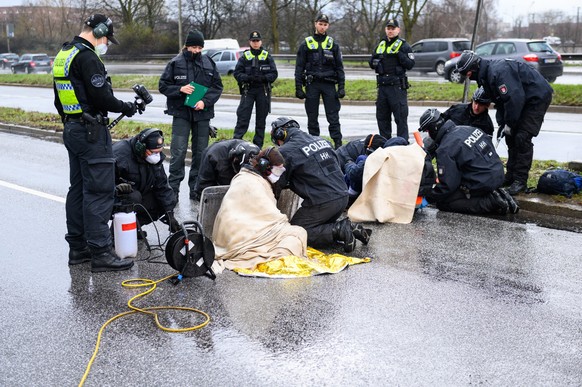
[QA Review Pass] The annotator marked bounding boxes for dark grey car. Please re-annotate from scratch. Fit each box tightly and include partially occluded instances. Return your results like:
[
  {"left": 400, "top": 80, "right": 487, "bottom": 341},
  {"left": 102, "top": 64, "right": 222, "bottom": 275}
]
[
  {"left": 443, "top": 39, "right": 564, "bottom": 83},
  {"left": 410, "top": 38, "right": 471, "bottom": 75},
  {"left": 10, "top": 53, "right": 53, "bottom": 74},
  {"left": 0, "top": 53, "right": 19, "bottom": 69}
]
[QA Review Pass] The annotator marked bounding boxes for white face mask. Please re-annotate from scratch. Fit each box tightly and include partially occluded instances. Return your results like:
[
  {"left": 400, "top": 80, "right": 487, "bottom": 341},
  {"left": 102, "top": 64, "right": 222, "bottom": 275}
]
[
  {"left": 95, "top": 38, "right": 108, "bottom": 56},
  {"left": 267, "top": 165, "right": 285, "bottom": 184},
  {"left": 145, "top": 152, "right": 161, "bottom": 164}
]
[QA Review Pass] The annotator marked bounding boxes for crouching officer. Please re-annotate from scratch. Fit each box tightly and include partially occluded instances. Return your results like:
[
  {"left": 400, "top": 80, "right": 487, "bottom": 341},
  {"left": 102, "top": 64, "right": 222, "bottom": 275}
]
[
  {"left": 418, "top": 108, "right": 519, "bottom": 215},
  {"left": 233, "top": 31, "right": 278, "bottom": 148},
  {"left": 270, "top": 117, "right": 371, "bottom": 253},
  {"left": 53, "top": 14, "right": 138, "bottom": 272},
  {"left": 295, "top": 14, "right": 346, "bottom": 149},
  {"left": 443, "top": 86, "right": 494, "bottom": 136},
  {"left": 193, "top": 139, "right": 260, "bottom": 200},
  {"left": 369, "top": 18, "right": 415, "bottom": 141},
  {"left": 113, "top": 128, "right": 180, "bottom": 236}
]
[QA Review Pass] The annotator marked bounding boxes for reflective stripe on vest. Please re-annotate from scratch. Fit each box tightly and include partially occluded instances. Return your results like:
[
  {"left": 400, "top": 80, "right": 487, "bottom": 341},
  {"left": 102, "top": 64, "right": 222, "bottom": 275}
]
[
  {"left": 375, "top": 39, "right": 403, "bottom": 54},
  {"left": 243, "top": 50, "right": 269, "bottom": 61},
  {"left": 305, "top": 36, "right": 333, "bottom": 50},
  {"left": 53, "top": 46, "right": 83, "bottom": 114}
]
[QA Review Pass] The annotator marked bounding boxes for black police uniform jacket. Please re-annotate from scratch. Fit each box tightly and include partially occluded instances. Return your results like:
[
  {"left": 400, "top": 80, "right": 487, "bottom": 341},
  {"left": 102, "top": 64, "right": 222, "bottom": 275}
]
[
  {"left": 336, "top": 139, "right": 366, "bottom": 173},
  {"left": 194, "top": 139, "right": 249, "bottom": 196},
  {"left": 476, "top": 59, "right": 553, "bottom": 135},
  {"left": 294, "top": 33, "right": 346, "bottom": 90},
  {"left": 113, "top": 138, "right": 177, "bottom": 212},
  {"left": 277, "top": 127, "right": 348, "bottom": 206},
  {"left": 158, "top": 51, "right": 223, "bottom": 122},
  {"left": 427, "top": 120, "right": 504, "bottom": 204},
  {"left": 53, "top": 36, "right": 128, "bottom": 119},
  {"left": 443, "top": 103, "right": 494, "bottom": 136},
  {"left": 233, "top": 48, "right": 278, "bottom": 89},
  {"left": 369, "top": 35, "right": 415, "bottom": 81}
]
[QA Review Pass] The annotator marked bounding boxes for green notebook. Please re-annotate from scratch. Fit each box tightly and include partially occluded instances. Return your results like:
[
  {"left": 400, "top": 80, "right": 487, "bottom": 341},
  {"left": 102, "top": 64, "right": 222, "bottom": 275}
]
[{"left": 184, "top": 82, "right": 209, "bottom": 107}]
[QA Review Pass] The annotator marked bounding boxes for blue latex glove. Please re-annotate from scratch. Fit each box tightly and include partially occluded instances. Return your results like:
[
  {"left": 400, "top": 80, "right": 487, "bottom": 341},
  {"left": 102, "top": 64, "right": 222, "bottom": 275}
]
[{"left": 355, "top": 154, "right": 368, "bottom": 164}]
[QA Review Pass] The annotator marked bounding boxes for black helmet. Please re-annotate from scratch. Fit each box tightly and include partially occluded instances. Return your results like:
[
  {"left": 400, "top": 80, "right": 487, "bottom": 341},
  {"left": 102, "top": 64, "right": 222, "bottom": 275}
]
[
  {"left": 419, "top": 108, "right": 445, "bottom": 140},
  {"left": 456, "top": 50, "right": 481, "bottom": 75},
  {"left": 472, "top": 86, "right": 491, "bottom": 104},
  {"left": 228, "top": 142, "right": 260, "bottom": 172},
  {"left": 270, "top": 117, "right": 300, "bottom": 144}
]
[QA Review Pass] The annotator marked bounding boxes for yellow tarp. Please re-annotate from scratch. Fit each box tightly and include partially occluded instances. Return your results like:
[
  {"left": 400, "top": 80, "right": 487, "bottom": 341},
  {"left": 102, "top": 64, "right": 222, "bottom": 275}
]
[{"left": 233, "top": 247, "right": 371, "bottom": 278}]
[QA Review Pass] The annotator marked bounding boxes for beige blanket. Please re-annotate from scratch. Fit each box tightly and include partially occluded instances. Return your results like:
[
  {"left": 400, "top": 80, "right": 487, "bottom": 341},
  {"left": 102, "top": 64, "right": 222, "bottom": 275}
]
[
  {"left": 348, "top": 143, "right": 425, "bottom": 224},
  {"left": 212, "top": 168, "right": 307, "bottom": 270}
]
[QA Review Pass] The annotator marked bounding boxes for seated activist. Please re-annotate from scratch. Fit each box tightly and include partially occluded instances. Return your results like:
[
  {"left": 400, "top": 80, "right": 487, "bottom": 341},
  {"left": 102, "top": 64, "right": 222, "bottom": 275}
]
[
  {"left": 442, "top": 86, "right": 494, "bottom": 136},
  {"left": 418, "top": 108, "right": 519, "bottom": 215},
  {"left": 192, "top": 139, "right": 260, "bottom": 201},
  {"left": 212, "top": 147, "right": 308, "bottom": 270},
  {"left": 336, "top": 134, "right": 388, "bottom": 173},
  {"left": 113, "top": 128, "right": 180, "bottom": 236}
]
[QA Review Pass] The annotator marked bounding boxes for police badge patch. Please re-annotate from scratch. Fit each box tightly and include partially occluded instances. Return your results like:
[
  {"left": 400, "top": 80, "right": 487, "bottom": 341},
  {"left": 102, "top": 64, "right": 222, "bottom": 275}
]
[
  {"left": 91, "top": 74, "right": 105, "bottom": 88},
  {"left": 498, "top": 84, "right": 508, "bottom": 94},
  {"left": 408, "top": 53, "right": 415, "bottom": 60}
]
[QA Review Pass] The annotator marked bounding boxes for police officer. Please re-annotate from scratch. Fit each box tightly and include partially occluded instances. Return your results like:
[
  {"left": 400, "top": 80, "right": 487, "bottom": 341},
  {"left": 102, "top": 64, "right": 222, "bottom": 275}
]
[
  {"left": 159, "top": 29, "right": 224, "bottom": 201},
  {"left": 456, "top": 50, "right": 553, "bottom": 195},
  {"left": 442, "top": 86, "right": 494, "bottom": 136},
  {"left": 113, "top": 128, "right": 180, "bottom": 235},
  {"left": 193, "top": 139, "right": 260, "bottom": 200},
  {"left": 369, "top": 18, "right": 415, "bottom": 141},
  {"left": 418, "top": 108, "right": 519, "bottom": 215},
  {"left": 53, "top": 14, "right": 138, "bottom": 272},
  {"left": 295, "top": 14, "right": 346, "bottom": 149},
  {"left": 270, "top": 117, "right": 371, "bottom": 253},
  {"left": 233, "top": 31, "right": 278, "bottom": 148}
]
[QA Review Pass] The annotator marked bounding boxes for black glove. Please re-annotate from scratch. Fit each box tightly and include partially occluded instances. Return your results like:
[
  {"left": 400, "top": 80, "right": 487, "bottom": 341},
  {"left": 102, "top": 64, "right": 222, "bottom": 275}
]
[
  {"left": 115, "top": 183, "right": 133, "bottom": 195},
  {"left": 162, "top": 211, "right": 181, "bottom": 233},
  {"left": 338, "top": 88, "right": 346, "bottom": 99},
  {"left": 121, "top": 101, "right": 137, "bottom": 117},
  {"left": 295, "top": 88, "right": 306, "bottom": 99},
  {"left": 209, "top": 125, "right": 218, "bottom": 138}
]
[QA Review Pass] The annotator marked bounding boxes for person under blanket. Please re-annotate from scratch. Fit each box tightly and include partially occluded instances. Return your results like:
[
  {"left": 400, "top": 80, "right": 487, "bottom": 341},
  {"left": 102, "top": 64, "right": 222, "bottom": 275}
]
[{"left": 212, "top": 147, "right": 308, "bottom": 270}]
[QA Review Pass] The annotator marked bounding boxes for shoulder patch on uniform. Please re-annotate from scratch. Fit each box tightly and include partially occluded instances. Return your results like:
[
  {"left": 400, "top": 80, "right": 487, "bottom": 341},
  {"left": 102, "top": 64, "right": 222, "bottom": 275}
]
[
  {"left": 91, "top": 74, "right": 105, "bottom": 88},
  {"left": 498, "top": 84, "right": 508, "bottom": 94},
  {"left": 408, "top": 53, "right": 415, "bottom": 60}
]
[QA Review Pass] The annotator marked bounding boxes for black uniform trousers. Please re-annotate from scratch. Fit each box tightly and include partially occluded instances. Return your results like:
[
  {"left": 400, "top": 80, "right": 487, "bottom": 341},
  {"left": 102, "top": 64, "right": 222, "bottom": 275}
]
[
  {"left": 435, "top": 190, "right": 502, "bottom": 215},
  {"left": 233, "top": 86, "right": 270, "bottom": 148},
  {"left": 290, "top": 196, "right": 348, "bottom": 247},
  {"left": 376, "top": 83, "right": 409, "bottom": 141},
  {"left": 305, "top": 80, "right": 342, "bottom": 147},
  {"left": 63, "top": 120, "right": 115, "bottom": 253},
  {"left": 504, "top": 100, "right": 550, "bottom": 184}
]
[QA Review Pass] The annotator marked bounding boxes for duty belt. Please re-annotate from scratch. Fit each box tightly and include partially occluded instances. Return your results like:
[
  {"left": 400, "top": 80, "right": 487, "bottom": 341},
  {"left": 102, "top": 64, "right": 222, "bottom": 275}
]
[{"left": 64, "top": 116, "right": 84, "bottom": 123}]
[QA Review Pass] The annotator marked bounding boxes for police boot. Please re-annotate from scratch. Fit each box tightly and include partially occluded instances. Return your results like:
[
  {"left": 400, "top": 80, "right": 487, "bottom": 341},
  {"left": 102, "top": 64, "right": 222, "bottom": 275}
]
[
  {"left": 488, "top": 190, "right": 509, "bottom": 215},
  {"left": 91, "top": 248, "right": 134, "bottom": 273},
  {"left": 352, "top": 222, "right": 372, "bottom": 245},
  {"left": 497, "top": 188, "right": 519, "bottom": 214},
  {"left": 332, "top": 218, "right": 356, "bottom": 253},
  {"left": 507, "top": 180, "right": 527, "bottom": 196},
  {"left": 68, "top": 246, "right": 91, "bottom": 265}
]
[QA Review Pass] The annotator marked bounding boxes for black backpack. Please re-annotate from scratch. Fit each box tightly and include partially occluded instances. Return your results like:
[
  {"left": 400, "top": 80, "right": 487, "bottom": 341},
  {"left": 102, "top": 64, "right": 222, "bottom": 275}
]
[{"left": 536, "top": 169, "right": 582, "bottom": 198}]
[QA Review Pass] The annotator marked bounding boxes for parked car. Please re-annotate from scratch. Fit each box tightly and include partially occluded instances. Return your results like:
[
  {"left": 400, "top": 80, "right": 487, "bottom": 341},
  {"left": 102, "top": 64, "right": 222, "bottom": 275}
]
[
  {"left": 443, "top": 39, "right": 563, "bottom": 83},
  {"left": 209, "top": 49, "right": 244, "bottom": 76},
  {"left": 410, "top": 38, "right": 471, "bottom": 75},
  {"left": 0, "top": 53, "right": 19, "bottom": 69},
  {"left": 10, "top": 53, "right": 53, "bottom": 74}
]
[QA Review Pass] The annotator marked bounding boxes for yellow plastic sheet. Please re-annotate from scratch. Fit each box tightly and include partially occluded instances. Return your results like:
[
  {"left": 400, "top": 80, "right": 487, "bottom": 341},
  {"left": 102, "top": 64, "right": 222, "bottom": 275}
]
[{"left": 233, "top": 247, "right": 371, "bottom": 278}]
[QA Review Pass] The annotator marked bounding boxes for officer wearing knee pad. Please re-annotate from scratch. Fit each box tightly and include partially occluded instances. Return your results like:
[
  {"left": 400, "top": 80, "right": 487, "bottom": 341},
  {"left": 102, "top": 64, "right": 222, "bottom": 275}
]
[
  {"left": 419, "top": 108, "right": 519, "bottom": 215},
  {"left": 295, "top": 14, "right": 346, "bottom": 149},
  {"left": 270, "top": 117, "right": 371, "bottom": 253},
  {"left": 233, "top": 31, "right": 278, "bottom": 148}
]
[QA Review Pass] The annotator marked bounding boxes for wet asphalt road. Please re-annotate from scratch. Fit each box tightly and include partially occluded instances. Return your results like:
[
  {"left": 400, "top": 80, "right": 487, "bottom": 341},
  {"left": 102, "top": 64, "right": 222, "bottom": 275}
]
[{"left": 1, "top": 132, "right": 581, "bottom": 385}]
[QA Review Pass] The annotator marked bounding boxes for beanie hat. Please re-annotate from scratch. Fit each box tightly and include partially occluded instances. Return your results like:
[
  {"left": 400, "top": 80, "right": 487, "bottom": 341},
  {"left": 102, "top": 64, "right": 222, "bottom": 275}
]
[
  {"left": 185, "top": 30, "right": 205, "bottom": 47},
  {"left": 364, "top": 134, "right": 388, "bottom": 153},
  {"left": 144, "top": 131, "right": 164, "bottom": 150}
]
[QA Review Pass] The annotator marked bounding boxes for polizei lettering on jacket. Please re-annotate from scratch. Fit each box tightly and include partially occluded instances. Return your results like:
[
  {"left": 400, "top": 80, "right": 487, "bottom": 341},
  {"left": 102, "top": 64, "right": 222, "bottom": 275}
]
[
  {"left": 464, "top": 128, "right": 484, "bottom": 148},
  {"left": 301, "top": 140, "right": 332, "bottom": 156}
]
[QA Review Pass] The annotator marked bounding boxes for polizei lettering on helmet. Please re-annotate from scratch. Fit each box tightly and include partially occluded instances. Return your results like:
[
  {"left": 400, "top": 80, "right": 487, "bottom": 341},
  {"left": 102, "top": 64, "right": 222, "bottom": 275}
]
[
  {"left": 301, "top": 140, "right": 332, "bottom": 156},
  {"left": 464, "top": 128, "right": 484, "bottom": 148}
]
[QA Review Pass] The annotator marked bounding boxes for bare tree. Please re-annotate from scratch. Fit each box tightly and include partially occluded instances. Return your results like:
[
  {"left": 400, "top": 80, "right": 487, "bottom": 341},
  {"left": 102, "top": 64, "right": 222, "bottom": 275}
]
[
  {"left": 340, "top": 0, "right": 398, "bottom": 52},
  {"left": 400, "top": 0, "right": 429, "bottom": 41},
  {"left": 262, "top": 0, "right": 294, "bottom": 53}
]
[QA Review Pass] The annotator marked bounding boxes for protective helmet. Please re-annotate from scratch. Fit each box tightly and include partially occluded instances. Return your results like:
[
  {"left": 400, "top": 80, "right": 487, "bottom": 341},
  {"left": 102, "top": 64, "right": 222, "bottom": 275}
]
[
  {"left": 472, "top": 86, "right": 491, "bottom": 104},
  {"left": 419, "top": 108, "right": 445, "bottom": 140},
  {"left": 270, "top": 117, "right": 300, "bottom": 144},
  {"left": 228, "top": 142, "right": 260, "bottom": 172},
  {"left": 456, "top": 50, "right": 481, "bottom": 75}
]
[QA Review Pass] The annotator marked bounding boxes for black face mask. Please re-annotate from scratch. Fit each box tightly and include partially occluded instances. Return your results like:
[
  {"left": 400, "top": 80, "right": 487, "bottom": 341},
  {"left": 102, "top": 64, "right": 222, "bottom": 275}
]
[
  {"left": 469, "top": 70, "right": 479, "bottom": 81},
  {"left": 183, "top": 50, "right": 200, "bottom": 61}
]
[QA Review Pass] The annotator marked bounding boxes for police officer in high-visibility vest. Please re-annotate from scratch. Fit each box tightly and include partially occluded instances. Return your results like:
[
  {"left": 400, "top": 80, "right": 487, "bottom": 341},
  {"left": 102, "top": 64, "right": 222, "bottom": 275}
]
[
  {"left": 53, "top": 14, "right": 138, "bottom": 272},
  {"left": 233, "top": 31, "right": 278, "bottom": 148},
  {"left": 369, "top": 18, "right": 415, "bottom": 141},
  {"left": 295, "top": 14, "right": 346, "bottom": 150}
]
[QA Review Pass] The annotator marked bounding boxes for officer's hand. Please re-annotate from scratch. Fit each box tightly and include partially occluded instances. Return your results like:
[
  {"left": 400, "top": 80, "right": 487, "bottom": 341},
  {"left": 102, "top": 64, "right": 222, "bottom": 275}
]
[
  {"left": 295, "top": 88, "right": 306, "bottom": 99},
  {"left": 503, "top": 125, "right": 512, "bottom": 136},
  {"left": 355, "top": 154, "right": 368, "bottom": 164},
  {"left": 165, "top": 211, "right": 181, "bottom": 233},
  {"left": 122, "top": 101, "right": 138, "bottom": 117},
  {"left": 209, "top": 125, "right": 218, "bottom": 138},
  {"left": 115, "top": 183, "right": 133, "bottom": 196},
  {"left": 338, "top": 88, "right": 346, "bottom": 99},
  {"left": 497, "top": 125, "right": 507, "bottom": 140}
]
